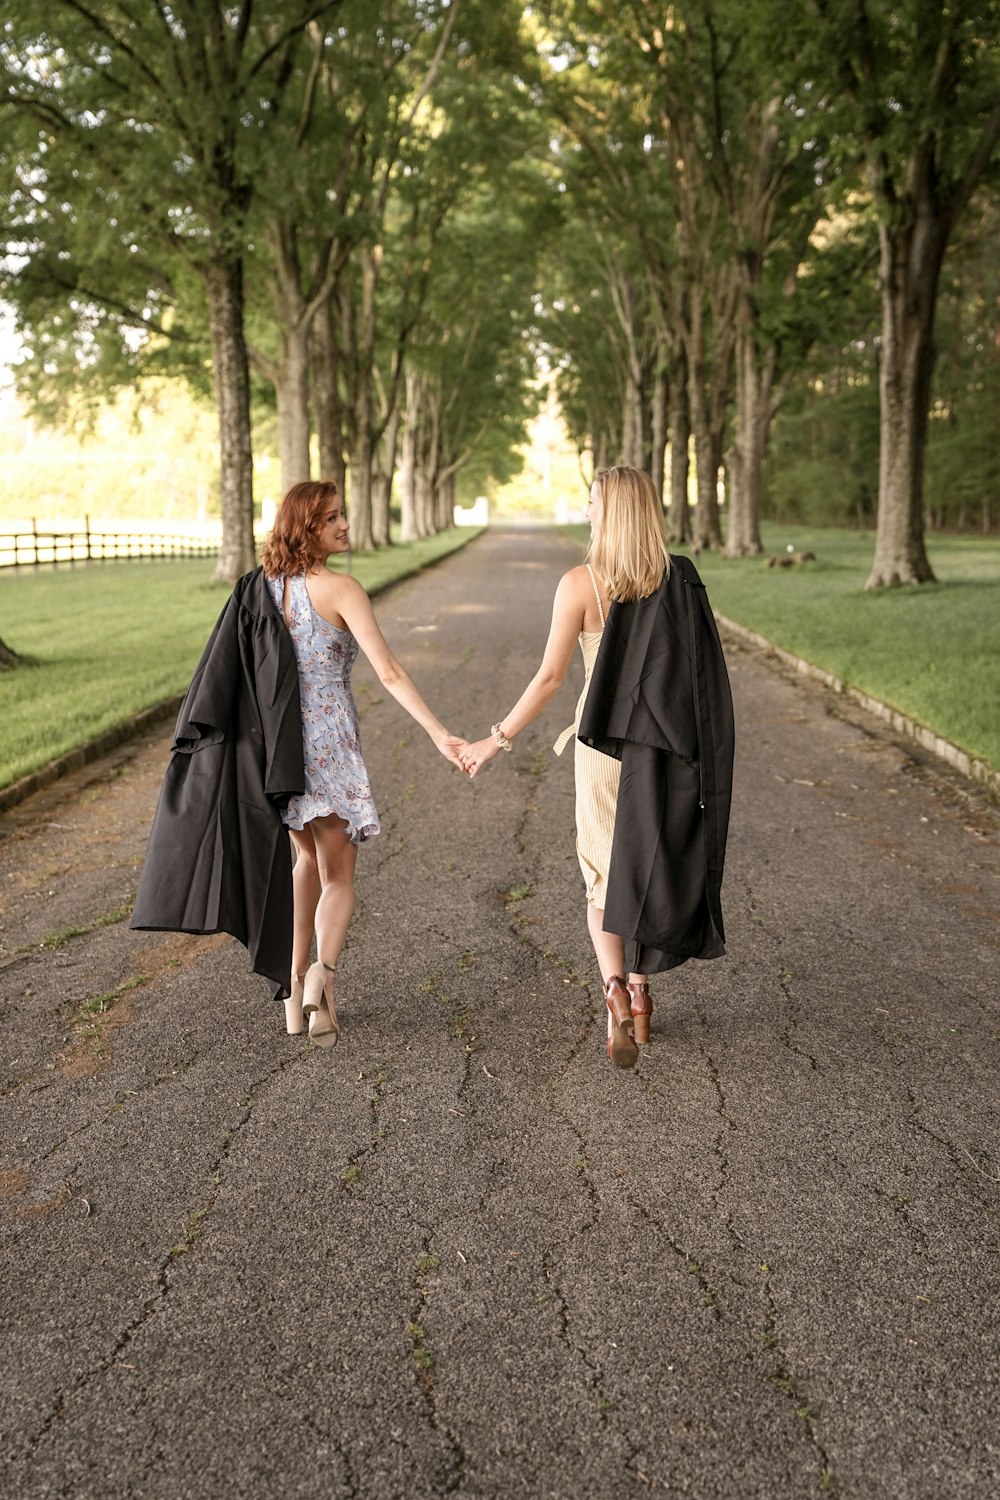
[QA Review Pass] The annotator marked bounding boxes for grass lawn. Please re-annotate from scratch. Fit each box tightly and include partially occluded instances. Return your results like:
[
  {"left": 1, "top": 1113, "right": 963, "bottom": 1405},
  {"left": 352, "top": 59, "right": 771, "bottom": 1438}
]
[
  {"left": 563, "top": 521, "right": 1000, "bottom": 773},
  {"left": 0, "top": 527, "right": 483, "bottom": 789}
]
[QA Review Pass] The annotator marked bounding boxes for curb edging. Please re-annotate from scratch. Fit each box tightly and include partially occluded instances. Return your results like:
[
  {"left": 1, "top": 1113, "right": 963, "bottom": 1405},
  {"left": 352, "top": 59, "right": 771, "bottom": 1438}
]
[
  {"left": 0, "top": 695, "right": 185, "bottom": 817},
  {"left": 715, "top": 612, "right": 1000, "bottom": 797}
]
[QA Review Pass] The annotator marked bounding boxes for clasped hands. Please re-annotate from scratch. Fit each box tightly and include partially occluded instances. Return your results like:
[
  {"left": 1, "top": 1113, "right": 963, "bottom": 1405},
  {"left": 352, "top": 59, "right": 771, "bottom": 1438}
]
[{"left": 436, "top": 733, "right": 502, "bottom": 779}]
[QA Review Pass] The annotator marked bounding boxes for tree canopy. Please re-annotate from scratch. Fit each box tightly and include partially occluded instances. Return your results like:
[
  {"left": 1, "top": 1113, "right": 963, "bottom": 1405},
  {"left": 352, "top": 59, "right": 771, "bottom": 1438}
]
[{"left": 1, "top": 0, "right": 997, "bottom": 592}]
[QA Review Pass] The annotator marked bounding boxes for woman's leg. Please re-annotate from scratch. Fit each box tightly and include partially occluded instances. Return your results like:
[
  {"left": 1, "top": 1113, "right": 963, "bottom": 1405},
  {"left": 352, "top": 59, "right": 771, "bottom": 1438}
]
[
  {"left": 309, "top": 813, "right": 358, "bottom": 968},
  {"left": 586, "top": 903, "right": 649, "bottom": 1043},
  {"left": 289, "top": 826, "right": 321, "bottom": 976},
  {"left": 586, "top": 900, "right": 625, "bottom": 983}
]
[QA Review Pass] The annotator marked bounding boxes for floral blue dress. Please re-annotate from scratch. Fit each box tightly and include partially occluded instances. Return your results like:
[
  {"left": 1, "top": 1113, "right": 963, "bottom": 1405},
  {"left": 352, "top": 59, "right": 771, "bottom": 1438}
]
[{"left": 267, "top": 573, "right": 380, "bottom": 842}]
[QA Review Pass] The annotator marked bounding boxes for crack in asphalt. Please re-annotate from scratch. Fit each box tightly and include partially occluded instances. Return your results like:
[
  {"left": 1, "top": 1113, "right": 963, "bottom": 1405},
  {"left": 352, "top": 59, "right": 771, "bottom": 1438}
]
[
  {"left": 761, "top": 1271, "right": 840, "bottom": 1497},
  {"left": 33, "top": 1052, "right": 205, "bottom": 1167},
  {"left": 630, "top": 1197, "right": 724, "bottom": 1324},
  {"left": 408, "top": 1221, "right": 468, "bottom": 1495},
  {"left": 20, "top": 1047, "right": 310, "bottom": 1463},
  {"left": 693, "top": 1032, "right": 743, "bottom": 1255},
  {"left": 745, "top": 881, "right": 820, "bottom": 1073},
  {"left": 904, "top": 1086, "right": 999, "bottom": 1214}
]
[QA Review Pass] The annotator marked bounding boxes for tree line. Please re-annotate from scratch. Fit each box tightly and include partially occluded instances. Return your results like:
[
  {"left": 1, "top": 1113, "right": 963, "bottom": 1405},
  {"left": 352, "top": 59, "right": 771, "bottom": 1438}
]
[
  {"left": 1, "top": 0, "right": 548, "bottom": 585},
  {"left": 1, "top": 1, "right": 998, "bottom": 599}
]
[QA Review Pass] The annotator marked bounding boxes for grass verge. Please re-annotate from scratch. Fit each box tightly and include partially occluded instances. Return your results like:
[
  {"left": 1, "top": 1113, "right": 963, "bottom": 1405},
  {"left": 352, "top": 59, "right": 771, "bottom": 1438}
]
[
  {"left": 563, "top": 522, "right": 1000, "bottom": 772},
  {"left": 0, "top": 526, "right": 483, "bottom": 789}
]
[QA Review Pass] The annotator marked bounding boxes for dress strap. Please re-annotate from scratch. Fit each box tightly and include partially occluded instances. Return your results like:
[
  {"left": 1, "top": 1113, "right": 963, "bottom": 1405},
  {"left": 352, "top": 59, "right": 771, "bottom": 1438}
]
[{"left": 585, "top": 563, "right": 606, "bottom": 628}]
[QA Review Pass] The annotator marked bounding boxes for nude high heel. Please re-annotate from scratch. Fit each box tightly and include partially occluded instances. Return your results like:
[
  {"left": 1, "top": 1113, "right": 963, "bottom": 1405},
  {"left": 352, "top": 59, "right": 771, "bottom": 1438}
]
[
  {"left": 605, "top": 975, "right": 638, "bottom": 1069},
  {"left": 284, "top": 972, "right": 306, "bottom": 1036},
  {"left": 627, "top": 981, "right": 653, "bottom": 1045},
  {"left": 303, "top": 960, "right": 339, "bottom": 1049}
]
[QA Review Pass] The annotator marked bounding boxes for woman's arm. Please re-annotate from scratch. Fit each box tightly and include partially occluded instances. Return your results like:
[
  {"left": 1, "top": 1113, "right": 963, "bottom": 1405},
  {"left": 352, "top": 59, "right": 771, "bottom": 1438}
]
[
  {"left": 309, "top": 572, "right": 465, "bottom": 765},
  {"left": 460, "top": 569, "right": 585, "bottom": 777}
]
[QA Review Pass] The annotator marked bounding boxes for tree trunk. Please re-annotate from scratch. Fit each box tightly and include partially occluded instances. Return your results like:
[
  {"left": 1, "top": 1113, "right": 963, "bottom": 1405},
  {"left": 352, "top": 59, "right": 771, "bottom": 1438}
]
[
  {"left": 865, "top": 215, "right": 946, "bottom": 588},
  {"left": 725, "top": 324, "right": 773, "bottom": 556},
  {"left": 621, "top": 356, "right": 644, "bottom": 468},
  {"left": 680, "top": 287, "right": 724, "bottom": 550},
  {"left": 276, "top": 322, "right": 311, "bottom": 491},
  {"left": 0, "top": 635, "right": 22, "bottom": 670},
  {"left": 650, "top": 358, "right": 668, "bottom": 505},
  {"left": 415, "top": 455, "right": 435, "bottom": 538},
  {"left": 688, "top": 380, "right": 723, "bottom": 549},
  {"left": 311, "top": 303, "right": 346, "bottom": 497},
  {"left": 415, "top": 396, "right": 439, "bottom": 537},
  {"left": 667, "top": 344, "right": 690, "bottom": 545},
  {"left": 399, "top": 371, "right": 421, "bottom": 542},
  {"left": 204, "top": 255, "right": 255, "bottom": 584},
  {"left": 435, "top": 471, "right": 455, "bottom": 533},
  {"left": 371, "top": 404, "right": 401, "bottom": 547}
]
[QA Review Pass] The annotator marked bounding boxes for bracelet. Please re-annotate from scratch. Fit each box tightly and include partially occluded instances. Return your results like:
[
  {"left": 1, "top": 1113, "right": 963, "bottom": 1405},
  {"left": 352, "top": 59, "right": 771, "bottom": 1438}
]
[{"left": 491, "top": 723, "right": 513, "bottom": 752}]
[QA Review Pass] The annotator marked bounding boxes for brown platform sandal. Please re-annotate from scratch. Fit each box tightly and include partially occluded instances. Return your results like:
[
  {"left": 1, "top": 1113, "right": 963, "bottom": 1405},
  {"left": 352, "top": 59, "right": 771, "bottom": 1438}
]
[
  {"left": 627, "top": 981, "right": 653, "bottom": 1045},
  {"left": 605, "top": 975, "right": 638, "bottom": 1069}
]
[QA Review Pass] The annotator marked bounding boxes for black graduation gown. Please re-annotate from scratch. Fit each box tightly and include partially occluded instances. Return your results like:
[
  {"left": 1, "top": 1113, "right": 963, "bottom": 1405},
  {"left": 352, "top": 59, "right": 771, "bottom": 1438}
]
[
  {"left": 577, "top": 554, "right": 735, "bottom": 976},
  {"left": 130, "top": 567, "right": 305, "bottom": 998}
]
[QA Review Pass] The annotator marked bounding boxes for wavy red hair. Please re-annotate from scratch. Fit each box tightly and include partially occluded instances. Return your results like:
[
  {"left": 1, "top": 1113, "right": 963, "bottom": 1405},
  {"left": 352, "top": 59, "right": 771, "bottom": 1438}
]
[{"left": 261, "top": 479, "right": 340, "bottom": 579}]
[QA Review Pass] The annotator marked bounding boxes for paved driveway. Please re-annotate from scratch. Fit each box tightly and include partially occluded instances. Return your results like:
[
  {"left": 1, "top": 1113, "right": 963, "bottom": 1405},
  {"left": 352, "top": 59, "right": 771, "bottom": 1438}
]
[{"left": 2, "top": 527, "right": 998, "bottom": 1499}]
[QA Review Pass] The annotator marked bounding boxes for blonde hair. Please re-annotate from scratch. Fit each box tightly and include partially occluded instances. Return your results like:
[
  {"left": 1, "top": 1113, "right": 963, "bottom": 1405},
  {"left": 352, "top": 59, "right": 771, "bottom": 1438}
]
[{"left": 587, "top": 465, "right": 670, "bottom": 603}]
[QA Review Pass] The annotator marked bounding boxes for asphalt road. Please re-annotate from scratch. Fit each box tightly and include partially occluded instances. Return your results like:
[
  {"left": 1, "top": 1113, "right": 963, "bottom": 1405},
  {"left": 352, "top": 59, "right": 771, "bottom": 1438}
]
[{"left": 2, "top": 527, "right": 998, "bottom": 1500}]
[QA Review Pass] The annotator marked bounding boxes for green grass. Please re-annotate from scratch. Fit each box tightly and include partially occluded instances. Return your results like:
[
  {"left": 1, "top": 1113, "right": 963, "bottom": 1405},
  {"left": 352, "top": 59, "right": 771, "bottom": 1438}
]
[
  {"left": 563, "top": 522, "right": 1000, "bottom": 772},
  {"left": 0, "top": 526, "right": 483, "bottom": 788}
]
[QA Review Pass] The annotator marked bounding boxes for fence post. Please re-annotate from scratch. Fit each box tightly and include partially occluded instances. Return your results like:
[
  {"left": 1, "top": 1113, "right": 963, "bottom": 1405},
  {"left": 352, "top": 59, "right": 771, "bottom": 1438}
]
[
  {"left": 31, "top": 518, "right": 39, "bottom": 568},
  {"left": 85, "top": 514, "right": 92, "bottom": 562}
]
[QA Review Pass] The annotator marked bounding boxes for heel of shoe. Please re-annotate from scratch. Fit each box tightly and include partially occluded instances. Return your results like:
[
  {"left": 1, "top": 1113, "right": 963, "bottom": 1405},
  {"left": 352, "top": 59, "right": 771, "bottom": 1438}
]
[
  {"left": 628, "top": 982, "right": 652, "bottom": 1045},
  {"left": 304, "top": 961, "right": 339, "bottom": 1048},
  {"left": 284, "top": 972, "right": 306, "bottom": 1036},
  {"left": 302, "top": 961, "right": 324, "bottom": 1014},
  {"left": 605, "top": 975, "right": 638, "bottom": 1069}
]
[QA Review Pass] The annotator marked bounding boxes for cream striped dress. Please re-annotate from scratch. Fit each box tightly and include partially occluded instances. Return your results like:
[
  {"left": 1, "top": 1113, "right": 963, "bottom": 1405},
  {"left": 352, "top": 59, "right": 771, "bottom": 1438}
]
[{"left": 554, "top": 564, "right": 620, "bottom": 909}]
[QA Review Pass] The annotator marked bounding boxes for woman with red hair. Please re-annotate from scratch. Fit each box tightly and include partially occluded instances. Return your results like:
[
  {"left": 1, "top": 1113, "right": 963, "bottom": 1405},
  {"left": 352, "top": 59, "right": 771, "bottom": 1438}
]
[{"left": 262, "top": 479, "right": 465, "bottom": 1046}]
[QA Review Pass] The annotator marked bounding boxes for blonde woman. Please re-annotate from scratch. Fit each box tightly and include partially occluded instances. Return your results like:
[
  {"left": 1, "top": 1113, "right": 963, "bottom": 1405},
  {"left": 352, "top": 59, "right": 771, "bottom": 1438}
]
[{"left": 461, "top": 466, "right": 734, "bottom": 1069}]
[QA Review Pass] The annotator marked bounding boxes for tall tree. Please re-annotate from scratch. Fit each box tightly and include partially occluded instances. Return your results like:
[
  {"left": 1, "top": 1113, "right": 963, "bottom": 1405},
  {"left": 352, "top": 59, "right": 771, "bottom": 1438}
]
[
  {"left": 1, "top": 0, "right": 346, "bottom": 583},
  {"left": 800, "top": 0, "right": 1000, "bottom": 586}
]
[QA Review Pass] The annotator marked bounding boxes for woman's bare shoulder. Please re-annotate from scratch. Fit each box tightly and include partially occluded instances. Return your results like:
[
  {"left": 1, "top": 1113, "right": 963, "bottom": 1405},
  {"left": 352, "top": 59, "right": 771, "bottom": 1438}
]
[
  {"left": 309, "top": 569, "right": 368, "bottom": 606},
  {"left": 558, "top": 563, "right": 592, "bottom": 593}
]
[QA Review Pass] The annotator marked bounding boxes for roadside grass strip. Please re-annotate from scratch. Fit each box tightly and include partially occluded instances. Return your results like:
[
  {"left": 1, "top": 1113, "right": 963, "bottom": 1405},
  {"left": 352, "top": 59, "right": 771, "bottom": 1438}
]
[
  {"left": 0, "top": 527, "right": 483, "bottom": 788},
  {"left": 565, "top": 523, "right": 1000, "bottom": 774}
]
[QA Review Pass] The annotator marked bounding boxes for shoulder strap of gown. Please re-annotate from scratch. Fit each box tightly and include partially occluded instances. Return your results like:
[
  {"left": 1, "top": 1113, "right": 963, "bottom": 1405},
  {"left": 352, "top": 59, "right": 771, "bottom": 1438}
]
[{"left": 584, "top": 563, "right": 605, "bottom": 628}]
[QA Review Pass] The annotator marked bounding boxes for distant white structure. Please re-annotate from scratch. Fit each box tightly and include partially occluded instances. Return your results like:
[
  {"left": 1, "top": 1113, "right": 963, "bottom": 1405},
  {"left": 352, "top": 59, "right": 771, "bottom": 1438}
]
[
  {"left": 454, "top": 495, "right": 489, "bottom": 526},
  {"left": 555, "top": 497, "right": 588, "bottom": 525}
]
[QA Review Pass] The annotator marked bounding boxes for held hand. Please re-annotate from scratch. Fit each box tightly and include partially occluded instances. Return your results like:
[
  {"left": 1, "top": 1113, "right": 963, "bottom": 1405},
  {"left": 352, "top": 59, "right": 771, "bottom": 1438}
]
[
  {"left": 459, "top": 737, "right": 501, "bottom": 779},
  {"left": 436, "top": 733, "right": 469, "bottom": 769}
]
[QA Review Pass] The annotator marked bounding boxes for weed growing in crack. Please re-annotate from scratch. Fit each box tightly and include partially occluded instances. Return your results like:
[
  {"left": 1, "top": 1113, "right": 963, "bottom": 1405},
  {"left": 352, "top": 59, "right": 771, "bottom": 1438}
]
[
  {"left": 417, "top": 1252, "right": 440, "bottom": 1275},
  {"left": 61, "top": 974, "right": 149, "bottom": 1030},
  {"left": 457, "top": 949, "right": 478, "bottom": 973},
  {"left": 505, "top": 882, "right": 533, "bottom": 908},
  {"left": 42, "top": 924, "right": 90, "bottom": 950},
  {"left": 94, "top": 901, "right": 134, "bottom": 928},
  {"left": 167, "top": 1205, "right": 209, "bottom": 1262},
  {"left": 528, "top": 748, "right": 548, "bottom": 778},
  {"left": 42, "top": 898, "right": 135, "bottom": 951},
  {"left": 341, "top": 1163, "right": 361, "bottom": 1188},
  {"left": 406, "top": 1321, "right": 433, "bottom": 1373},
  {"left": 419, "top": 973, "right": 441, "bottom": 993}
]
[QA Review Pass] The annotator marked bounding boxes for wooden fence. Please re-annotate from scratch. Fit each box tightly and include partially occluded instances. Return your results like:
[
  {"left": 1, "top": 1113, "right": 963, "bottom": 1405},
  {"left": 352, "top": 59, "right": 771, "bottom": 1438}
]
[{"left": 0, "top": 520, "right": 219, "bottom": 569}]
